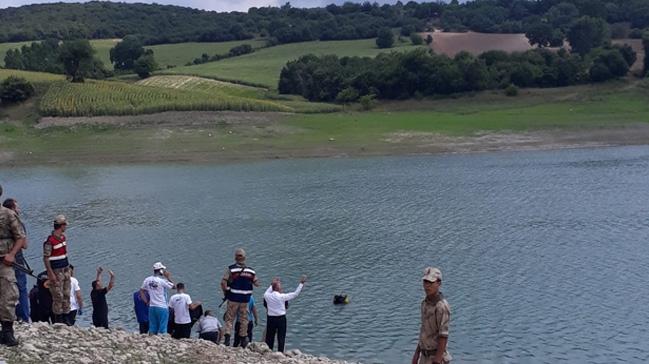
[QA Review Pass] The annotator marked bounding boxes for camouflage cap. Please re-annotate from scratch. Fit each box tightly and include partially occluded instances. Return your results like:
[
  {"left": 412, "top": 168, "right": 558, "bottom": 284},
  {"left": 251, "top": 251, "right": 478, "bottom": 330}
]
[
  {"left": 422, "top": 267, "right": 442, "bottom": 282},
  {"left": 54, "top": 214, "right": 67, "bottom": 225}
]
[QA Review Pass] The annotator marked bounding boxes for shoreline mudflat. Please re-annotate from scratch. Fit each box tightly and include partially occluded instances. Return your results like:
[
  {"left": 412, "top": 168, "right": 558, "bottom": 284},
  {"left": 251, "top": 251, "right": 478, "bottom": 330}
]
[{"left": 2, "top": 118, "right": 649, "bottom": 167}]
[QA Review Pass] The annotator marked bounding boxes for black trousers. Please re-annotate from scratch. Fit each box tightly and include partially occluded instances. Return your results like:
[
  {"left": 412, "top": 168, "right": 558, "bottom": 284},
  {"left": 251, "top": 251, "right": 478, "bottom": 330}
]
[
  {"left": 68, "top": 310, "right": 77, "bottom": 325},
  {"left": 93, "top": 314, "right": 108, "bottom": 329},
  {"left": 199, "top": 331, "right": 219, "bottom": 343},
  {"left": 233, "top": 321, "right": 254, "bottom": 346},
  {"left": 265, "top": 315, "right": 287, "bottom": 352},
  {"left": 172, "top": 323, "right": 192, "bottom": 339},
  {"left": 139, "top": 321, "right": 149, "bottom": 334}
]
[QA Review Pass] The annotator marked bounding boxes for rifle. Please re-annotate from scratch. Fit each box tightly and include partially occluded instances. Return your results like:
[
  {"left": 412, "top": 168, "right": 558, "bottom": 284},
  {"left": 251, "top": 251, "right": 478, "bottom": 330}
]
[{"left": 11, "top": 261, "right": 40, "bottom": 280}]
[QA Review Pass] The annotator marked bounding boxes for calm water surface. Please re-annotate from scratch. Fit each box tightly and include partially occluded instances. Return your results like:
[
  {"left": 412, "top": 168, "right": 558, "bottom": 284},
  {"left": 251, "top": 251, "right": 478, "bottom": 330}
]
[{"left": 2, "top": 146, "right": 649, "bottom": 363}]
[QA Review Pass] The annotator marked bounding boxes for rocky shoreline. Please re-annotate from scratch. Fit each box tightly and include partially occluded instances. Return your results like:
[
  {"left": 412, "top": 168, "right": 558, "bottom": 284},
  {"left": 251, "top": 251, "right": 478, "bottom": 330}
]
[{"left": 0, "top": 322, "right": 357, "bottom": 364}]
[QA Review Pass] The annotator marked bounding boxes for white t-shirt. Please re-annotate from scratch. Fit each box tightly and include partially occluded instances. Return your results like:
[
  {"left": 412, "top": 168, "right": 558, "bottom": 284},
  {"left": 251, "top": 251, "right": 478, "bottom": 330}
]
[
  {"left": 70, "top": 277, "right": 81, "bottom": 311},
  {"left": 168, "top": 292, "right": 193, "bottom": 324},
  {"left": 141, "top": 275, "right": 174, "bottom": 308}
]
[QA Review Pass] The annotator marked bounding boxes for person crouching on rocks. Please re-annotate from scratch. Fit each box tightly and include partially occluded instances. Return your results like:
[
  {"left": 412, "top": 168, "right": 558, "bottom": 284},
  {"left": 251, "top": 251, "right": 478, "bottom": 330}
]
[
  {"left": 140, "top": 262, "right": 174, "bottom": 335},
  {"left": 196, "top": 310, "right": 222, "bottom": 344},
  {"left": 221, "top": 248, "right": 259, "bottom": 348},
  {"left": 91, "top": 266, "right": 114, "bottom": 329},
  {"left": 263, "top": 275, "right": 307, "bottom": 353},
  {"left": 43, "top": 214, "right": 72, "bottom": 325}
]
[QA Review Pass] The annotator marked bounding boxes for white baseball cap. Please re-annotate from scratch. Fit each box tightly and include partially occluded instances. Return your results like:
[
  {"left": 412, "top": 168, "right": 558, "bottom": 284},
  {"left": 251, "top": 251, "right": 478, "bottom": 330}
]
[{"left": 153, "top": 262, "right": 166, "bottom": 270}]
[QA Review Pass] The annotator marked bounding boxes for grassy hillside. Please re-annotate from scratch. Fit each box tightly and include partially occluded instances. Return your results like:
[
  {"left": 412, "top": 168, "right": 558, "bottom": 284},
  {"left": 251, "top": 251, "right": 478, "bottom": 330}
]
[
  {"left": 0, "top": 39, "right": 266, "bottom": 70},
  {"left": 0, "top": 68, "right": 65, "bottom": 82},
  {"left": 147, "top": 40, "right": 268, "bottom": 68},
  {"left": 163, "top": 38, "right": 424, "bottom": 88},
  {"left": 39, "top": 80, "right": 291, "bottom": 117}
]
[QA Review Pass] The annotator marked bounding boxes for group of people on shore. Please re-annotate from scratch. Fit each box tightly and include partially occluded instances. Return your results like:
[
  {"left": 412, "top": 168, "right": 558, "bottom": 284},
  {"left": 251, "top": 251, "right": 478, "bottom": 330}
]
[
  {"left": 134, "top": 248, "right": 307, "bottom": 352},
  {"left": 0, "top": 183, "right": 452, "bottom": 363}
]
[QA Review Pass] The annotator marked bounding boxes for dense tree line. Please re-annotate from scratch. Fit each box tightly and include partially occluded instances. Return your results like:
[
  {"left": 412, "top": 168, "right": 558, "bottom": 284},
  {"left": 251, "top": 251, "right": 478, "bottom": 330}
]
[
  {"left": 190, "top": 44, "right": 256, "bottom": 66},
  {"left": 4, "top": 40, "right": 111, "bottom": 81},
  {"left": 2, "top": 1, "right": 649, "bottom": 46},
  {"left": 279, "top": 45, "right": 635, "bottom": 102}
]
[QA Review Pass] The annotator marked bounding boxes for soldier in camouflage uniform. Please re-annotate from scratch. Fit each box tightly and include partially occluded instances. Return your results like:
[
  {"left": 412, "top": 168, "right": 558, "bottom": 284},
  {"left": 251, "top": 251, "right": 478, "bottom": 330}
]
[
  {"left": 0, "top": 184, "right": 27, "bottom": 346},
  {"left": 43, "top": 214, "right": 72, "bottom": 324},
  {"left": 412, "top": 267, "right": 452, "bottom": 364}
]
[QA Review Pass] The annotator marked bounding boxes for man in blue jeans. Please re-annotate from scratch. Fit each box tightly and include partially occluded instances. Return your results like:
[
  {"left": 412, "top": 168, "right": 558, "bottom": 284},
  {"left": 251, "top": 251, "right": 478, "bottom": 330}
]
[
  {"left": 3, "top": 198, "right": 29, "bottom": 323},
  {"left": 140, "top": 262, "right": 174, "bottom": 335}
]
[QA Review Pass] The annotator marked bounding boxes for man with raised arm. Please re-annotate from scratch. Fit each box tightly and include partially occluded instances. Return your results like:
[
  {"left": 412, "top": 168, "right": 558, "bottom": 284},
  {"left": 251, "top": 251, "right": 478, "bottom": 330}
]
[
  {"left": 141, "top": 262, "right": 174, "bottom": 335},
  {"left": 91, "top": 266, "right": 115, "bottom": 329},
  {"left": 263, "top": 275, "right": 307, "bottom": 352}
]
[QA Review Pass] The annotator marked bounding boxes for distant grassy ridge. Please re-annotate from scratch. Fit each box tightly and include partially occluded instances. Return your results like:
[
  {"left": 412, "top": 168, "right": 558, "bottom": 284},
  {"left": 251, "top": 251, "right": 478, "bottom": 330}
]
[
  {"left": 0, "top": 39, "right": 266, "bottom": 70},
  {"left": 39, "top": 80, "right": 291, "bottom": 117},
  {"left": 0, "top": 68, "right": 65, "bottom": 82},
  {"left": 163, "top": 38, "right": 424, "bottom": 88},
  {"left": 147, "top": 40, "right": 268, "bottom": 68}
]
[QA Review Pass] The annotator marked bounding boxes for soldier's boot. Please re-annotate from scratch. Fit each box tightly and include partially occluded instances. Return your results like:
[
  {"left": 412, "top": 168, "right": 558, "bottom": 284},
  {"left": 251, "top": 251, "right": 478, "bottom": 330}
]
[
  {"left": 223, "top": 334, "right": 231, "bottom": 346},
  {"left": 239, "top": 336, "right": 248, "bottom": 348},
  {"left": 0, "top": 321, "right": 18, "bottom": 347}
]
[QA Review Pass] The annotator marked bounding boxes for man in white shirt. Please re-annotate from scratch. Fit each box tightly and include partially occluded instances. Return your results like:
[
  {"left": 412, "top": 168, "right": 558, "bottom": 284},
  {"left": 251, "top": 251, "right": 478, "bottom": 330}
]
[
  {"left": 263, "top": 275, "right": 307, "bottom": 352},
  {"left": 140, "top": 262, "right": 174, "bottom": 335},
  {"left": 68, "top": 265, "right": 83, "bottom": 325},
  {"left": 196, "top": 310, "right": 222, "bottom": 343},
  {"left": 168, "top": 283, "right": 201, "bottom": 339}
]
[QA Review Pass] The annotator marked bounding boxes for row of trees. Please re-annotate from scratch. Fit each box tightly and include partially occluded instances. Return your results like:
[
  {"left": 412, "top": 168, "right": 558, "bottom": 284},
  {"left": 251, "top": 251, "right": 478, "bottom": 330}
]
[
  {"left": 278, "top": 45, "right": 636, "bottom": 102},
  {"left": 4, "top": 37, "right": 159, "bottom": 81},
  {"left": 2, "top": 1, "right": 649, "bottom": 46},
  {"left": 189, "top": 44, "right": 255, "bottom": 66},
  {"left": 5, "top": 40, "right": 110, "bottom": 82}
]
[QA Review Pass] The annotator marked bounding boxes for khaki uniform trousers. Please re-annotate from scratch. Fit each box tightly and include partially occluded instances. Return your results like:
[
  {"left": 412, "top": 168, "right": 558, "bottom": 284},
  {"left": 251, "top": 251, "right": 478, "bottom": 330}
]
[
  {"left": 49, "top": 267, "right": 71, "bottom": 315},
  {"left": 224, "top": 300, "right": 249, "bottom": 337},
  {"left": 419, "top": 352, "right": 450, "bottom": 364},
  {"left": 0, "top": 262, "right": 18, "bottom": 322}
]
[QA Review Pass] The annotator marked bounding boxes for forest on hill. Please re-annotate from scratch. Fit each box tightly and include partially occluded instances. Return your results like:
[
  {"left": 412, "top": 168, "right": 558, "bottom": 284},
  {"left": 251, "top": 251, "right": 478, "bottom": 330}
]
[{"left": 1, "top": 0, "right": 649, "bottom": 45}]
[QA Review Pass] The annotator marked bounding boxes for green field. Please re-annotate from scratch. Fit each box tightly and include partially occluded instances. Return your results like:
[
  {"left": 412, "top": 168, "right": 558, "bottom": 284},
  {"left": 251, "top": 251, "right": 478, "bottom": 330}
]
[
  {"left": 0, "top": 68, "right": 65, "bottom": 82},
  {"left": 147, "top": 39, "right": 268, "bottom": 68},
  {"left": 163, "top": 38, "right": 424, "bottom": 88},
  {"left": 39, "top": 79, "right": 291, "bottom": 116}
]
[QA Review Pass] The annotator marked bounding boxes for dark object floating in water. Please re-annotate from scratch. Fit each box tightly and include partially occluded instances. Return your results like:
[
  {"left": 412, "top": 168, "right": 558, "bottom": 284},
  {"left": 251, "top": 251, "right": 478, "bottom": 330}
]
[{"left": 333, "top": 294, "right": 349, "bottom": 305}]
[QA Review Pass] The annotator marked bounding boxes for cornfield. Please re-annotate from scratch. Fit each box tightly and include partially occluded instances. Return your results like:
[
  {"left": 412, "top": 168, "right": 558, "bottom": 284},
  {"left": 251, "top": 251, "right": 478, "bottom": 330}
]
[{"left": 39, "top": 80, "right": 291, "bottom": 117}]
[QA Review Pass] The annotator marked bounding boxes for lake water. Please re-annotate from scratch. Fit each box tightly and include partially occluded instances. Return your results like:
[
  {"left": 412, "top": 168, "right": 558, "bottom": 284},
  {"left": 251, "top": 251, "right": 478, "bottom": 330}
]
[{"left": 2, "top": 146, "right": 649, "bottom": 363}]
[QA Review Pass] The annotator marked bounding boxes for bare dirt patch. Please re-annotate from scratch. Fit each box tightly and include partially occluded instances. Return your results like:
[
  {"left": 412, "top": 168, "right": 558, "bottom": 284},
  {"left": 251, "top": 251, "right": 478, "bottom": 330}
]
[
  {"left": 424, "top": 31, "right": 534, "bottom": 56},
  {"left": 382, "top": 125, "right": 649, "bottom": 155},
  {"left": 612, "top": 39, "right": 645, "bottom": 74}
]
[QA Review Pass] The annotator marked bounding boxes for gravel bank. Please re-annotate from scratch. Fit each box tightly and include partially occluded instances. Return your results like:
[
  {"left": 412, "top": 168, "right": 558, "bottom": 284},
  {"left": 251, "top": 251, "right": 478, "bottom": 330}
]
[{"left": 0, "top": 322, "right": 357, "bottom": 364}]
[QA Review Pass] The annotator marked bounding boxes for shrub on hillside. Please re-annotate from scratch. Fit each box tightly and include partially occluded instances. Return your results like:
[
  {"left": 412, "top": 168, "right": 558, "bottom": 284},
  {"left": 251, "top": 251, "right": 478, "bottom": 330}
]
[
  {"left": 505, "top": 84, "right": 518, "bottom": 97},
  {"left": 134, "top": 52, "right": 157, "bottom": 79},
  {"left": 410, "top": 33, "right": 423, "bottom": 45},
  {"left": 376, "top": 28, "right": 394, "bottom": 49},
  {"left": 0, "top": 76, "right": 35, "bottom": 103}
]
